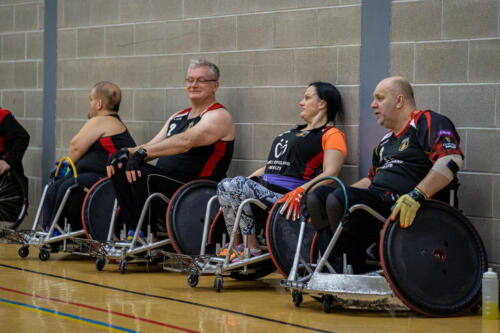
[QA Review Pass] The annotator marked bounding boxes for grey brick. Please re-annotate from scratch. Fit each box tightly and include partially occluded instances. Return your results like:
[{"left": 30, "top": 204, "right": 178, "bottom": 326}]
[
  {"left": 494, "top": 176, "right": 500, "bottom": 219},
  {"left": 469, "top": 217, "right": 499, "bottom": 263},
  {"left": 151, "top": 0, "right": 183, "bottom": 20},
  {"left": 61, "top": 120, "right": 86, "bottom": 150},
  {"left": 22, "top": 148, "right": 42, "bottom": 178},
  {"left": 234, "top": 124, "right": 253, "bottom": 159},
  {"left": 57, "top": 29, "right": 77, "bottom": 59},
  {"left": 14, "top": 62, "right": 37, "bottom": 88},
  {"left": 124, "top": 122, "right": 150, "bottom": 145},
  {"left": 293, "top": 47, "right": 337, "bottom": 85},
  {"left": 443, "top": 0, "right": 498, "bottom": 39},
  {"left": 237, "top": 13, "right": 274, "bottom": 50},
  {"left": 440, "top": 85, "right": 495, "bottom": 127},
  {"left": 217, "top": 88, "right": 247, "bottom": 121},
  {"left": 63, "top": 0, "right": 90, "bottom": 27},
  {"left": 184, "top": 0, "right": 217, "bottom": 17},
  {"left": 298, "top": 0, "right": 339, "bottom": 7},
  {"left": 61, "top": 59, "right": 91, "bottom": 88},
  {"left": 254, "top": 124, "right": 292, "bottom": 160},
  {"left": 0, "top": 63, "right": 14, "bottom": 89},
  {"left": 133, "top": 90, "right": 166, "bottom": 121},
  {"left": 25, "top": 90, "right": 43, "bottom": 118},
  {"left": 105, "top": 25, "right": 134, "bottom": 56},
  {"left": 458, "top": 172, "right": 493, "bottom": 217},
  {"left": 0, "top": 6, "right": 13, "bottom": 32},
  {"left": 215, "top": 0, "right": 255, "bottom": 15},
  {"left": 497, "top": 85, "right": 500, "bottom": 128},
  {"left": 336, "top": 125, "right": 357, "bottom": 165},
  {"left": 272, "top": 87, "right": 309, "bottom": 124},
  {"left": 227, "top": 160, "right": 264, "bottom": 179},
  {"left": 466, "top": 129, "right": 500, "bottom": 173},
  {"left": 119, "top": 0, "right": 149, "bottom": 23},
  {"left": 338, "top": 165, "right": 358, "bottom": 185},
  {"left": 340, "top": 0, "right": 361, "bottom": 4},
  {"left": 135, "top": 23, "right": 166, "bottom": 55},
  {"left": 151, "top": 55, "right": 184, "bottom": 88},
  {"left": 415, "top": 42, "right": 467, "bottom": 83},
  {"left": 255, "top": 0, "right": 297, "bottom": 11},
  {"left": 37, "top": 61, "right": 43, "bottom": 88},
  {"left": 2, "top": 33, "right": 25, "bottom": 60},
  {"left": 253, "top": 50, "right": 293, "bottom": 86},
  {"left": 218, "top": 52, "right": 254, "bottom": 87},
  {"left": 56, "top": 90, "right": 76, "bottom": 119},
  {"left": 2, "top": 91, "right": 24, "bottom": 116},
  {"left": 118, "top": 89, "right": 133, "bottom": 121},
  {"left": 337, "top": 86, "right": 359, "bottom": 126},
  {"left": 469, "top": 39, "right": 500, "bottom": 83},
  {"left": 165, "top": 20, "right": 200, "bottom": 54},
  {"left": 318, "top": 6, "right": 361, "bottom": 45},
  {"left": 74, "top": 90, "right": 90, "bottom": 120},
  {"left": 200, "top": 17, "right": 237, "bottom": 52},
  {"left": 338, "top": 46, "right": 360, "bottom": 85},
  {"left": 229, "top": 88, "right": 267, "bottom": 123},
  {"left": 390, "top": 43, "right": 414, "bottom": 81},
  {"left": 27, "top": 31, "right": 43, "bottom": 59},
  {"left": 14, "top": 3, "right": 38, "bottom": 31},
  {"left": 77, "top": 27, "right": 105, "bottom": 57},
  {"left": 274, "top": 10, "right": 318, "bottom": 48},
  {"left": 18, "top": 118, "right": 42, "bottom": 148},
  {"left": 117, "top": 57, "right": 151, "bottom": 88},
  {"left": 89, "top": 0, "right": 120, "bottom": 25},
  {"left": 391, "top": 0, "right": 441, "bottom": 42},
  {"left": 38, "top": 2, "right": 44, "bottom": 30},
  {"left": 413, "top": 85, "right": 439, "bottom": 114},
  {"left": 165, "top": 88, "right": 190, "bottom": 115},
  {"left": 88, "top": 59, "right": 120, "bottom": 88}
]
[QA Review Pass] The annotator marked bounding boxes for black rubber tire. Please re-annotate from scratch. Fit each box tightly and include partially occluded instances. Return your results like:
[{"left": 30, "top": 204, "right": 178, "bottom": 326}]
[
  {"left": 0, "top": 171, "right": 28, "bottom": 230},
  {"left": 187, "top": 273, "right": 199, "bottom": 288},
  {"left": 96, "top": 258, "right": 105, "bottom": 271},
  {"left": 18, "top": 246, "right": 29, "bottom": 258},
  {"left": 39, "top": 249, "right": 50, "bottom": 261},
  {"left": 292, "top": 290, "right": 303, "bottom": 307}
]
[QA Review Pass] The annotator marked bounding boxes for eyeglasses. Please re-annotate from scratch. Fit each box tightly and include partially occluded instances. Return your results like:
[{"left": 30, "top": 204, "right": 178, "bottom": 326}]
[{"left": 185, "top": 77, "right": 217, "bottom": 84}]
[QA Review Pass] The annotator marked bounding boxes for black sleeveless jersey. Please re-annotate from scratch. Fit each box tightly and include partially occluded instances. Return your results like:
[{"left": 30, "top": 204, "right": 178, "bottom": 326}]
[
  {"left": 368, "top": 110, "right": 462, "bottom": 194},
  {"left": 76, "top": 114, "right": 136, "bottom": 175},
  {"left": 264, "top": 124, "right": 336, "bottom": 180},
  {"left": 0, "top": 107, "right": 29, "bottom": 173},
  {"left": 156, "top": 103, "right": 234, "bottom": 182}
]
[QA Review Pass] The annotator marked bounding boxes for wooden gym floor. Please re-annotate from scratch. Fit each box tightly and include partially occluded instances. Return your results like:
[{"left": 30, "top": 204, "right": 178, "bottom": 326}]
[{"left": 0, "top": 244, "right": 496, "bottom": 333}]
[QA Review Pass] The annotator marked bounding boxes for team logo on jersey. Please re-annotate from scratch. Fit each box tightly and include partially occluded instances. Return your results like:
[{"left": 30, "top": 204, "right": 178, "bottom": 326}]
[
  {"left": 296, "top": 131, "right": 309, "bottom": 137},
  {"left": 399, "top": 137, "right": 410, "bottom": 151},
  {"left": 167, "top": 123, "right": 177, "bottom": 137},
  {"left": 274, "top": 139, "right": 288, "bottom": 158}
]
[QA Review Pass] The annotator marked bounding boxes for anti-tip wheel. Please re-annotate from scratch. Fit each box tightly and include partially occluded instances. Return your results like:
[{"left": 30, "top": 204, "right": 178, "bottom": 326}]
[
  {"left": 18, "top": 246, "right": 29, "bottom": 258},
  {"left": 292, "top": 290, "right": 303, "bottom": 307},
  {"left": 118, "top": 260, "right": 128, "bottom": 274},
  {"left": 96, "top": 258, "right": 105, "bottom": 271},
  {"left": 187, "top": 273, "right": 199, "bottom": 287},
  {"left": 39, "top": 249, "right": 50, "bottom": 261},
  {"left": 214, "top": 276, "right": 223, "bottom": 292},
  {"left": 321, "top": 295, "right": 334, "bottom": 313}
]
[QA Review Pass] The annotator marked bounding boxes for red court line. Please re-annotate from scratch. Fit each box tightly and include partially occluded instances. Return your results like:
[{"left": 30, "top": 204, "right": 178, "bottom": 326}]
[{"left": 0, "top": 286, "right": 198, "bottom": 333}]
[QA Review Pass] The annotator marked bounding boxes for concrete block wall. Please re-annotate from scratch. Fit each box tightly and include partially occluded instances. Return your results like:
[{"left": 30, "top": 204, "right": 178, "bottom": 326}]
[
  {"left": 0, "top": 0, "right": 44, "bottom": 223},
  {"left": 390, "top": 0, "right": 500, "bottom": 270}
]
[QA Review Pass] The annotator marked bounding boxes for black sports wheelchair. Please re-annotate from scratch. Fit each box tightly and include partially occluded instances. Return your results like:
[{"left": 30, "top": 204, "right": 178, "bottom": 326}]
[{"left": 280, "top": 176, "right": 487, "bottom": 316}]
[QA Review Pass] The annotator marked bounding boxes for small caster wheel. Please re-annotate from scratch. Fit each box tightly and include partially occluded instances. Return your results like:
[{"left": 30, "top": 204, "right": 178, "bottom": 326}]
[
  {"left": 321, "top": 295, "right": 334, "bottom": 313},
  {"left": 96, "top": 258, "right": 105, "bottom": 271},
  {"left": 39, "top": 249, "right": 50, "bottom": 261},
  {"left": 214, "top": 276, "right": 223, "bottom": 292},
  {"left": 118, "top": 260, "right": 128, "bottom": 274},
  {"left": 18, "top": 246, "right": 29, "bottom": 258},
  {"left": 292, "top": 290, "right": 303, "bottom": 307},
  {"left": 187, "top": 273, "right": 199, "bottom": 287}
]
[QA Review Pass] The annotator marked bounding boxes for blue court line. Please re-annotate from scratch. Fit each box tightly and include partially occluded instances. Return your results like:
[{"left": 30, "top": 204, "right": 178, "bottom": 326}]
[{"left": 0, "top": 298, "right": 141, "bottom": 333}]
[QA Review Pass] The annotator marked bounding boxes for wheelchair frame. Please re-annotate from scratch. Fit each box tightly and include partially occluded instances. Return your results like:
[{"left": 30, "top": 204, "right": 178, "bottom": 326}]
[{"left": 179, "top": 195, "right": 274, "bottom": 292}]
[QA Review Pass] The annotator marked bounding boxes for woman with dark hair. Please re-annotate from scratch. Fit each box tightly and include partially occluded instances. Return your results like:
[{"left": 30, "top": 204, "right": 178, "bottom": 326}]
[{"left": 217, "top": 82, "right": 347, "bottom": 261}]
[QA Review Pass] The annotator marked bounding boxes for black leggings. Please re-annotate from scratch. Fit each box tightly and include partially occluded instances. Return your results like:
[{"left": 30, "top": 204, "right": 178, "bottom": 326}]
[
  {"left": 308, "top": 185, "right": 396, "bottom": 273},
  {"left": 110, "top": 164, "right": 185, "bottom": 234}
]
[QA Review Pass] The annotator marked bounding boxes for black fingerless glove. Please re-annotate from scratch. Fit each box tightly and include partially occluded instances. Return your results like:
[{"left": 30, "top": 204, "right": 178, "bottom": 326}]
[
  {"left": 126, "top": 148, "right": 147, "bottom": 171},
  {"left": 107, "top": 147, "right": 129, "bottom": 167}
]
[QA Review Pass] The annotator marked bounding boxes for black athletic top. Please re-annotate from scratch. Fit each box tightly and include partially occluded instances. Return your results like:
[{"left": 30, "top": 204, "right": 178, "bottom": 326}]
[
  {"left": 368, "top": 110, "right": 462, "bottom": 194},
  {"left": 76, "top": 114, "right": 136, "bottom": 175},
  {"left": 156, "top": 103, "right": 234, "bottom": 182},
  {"left": 0, "top": 107, "right": 29, "bottom": 174}
]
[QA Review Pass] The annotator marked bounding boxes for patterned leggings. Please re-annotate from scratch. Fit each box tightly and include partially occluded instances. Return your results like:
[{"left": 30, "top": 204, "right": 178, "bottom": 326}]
[{"left": 217, "top": 176, "right": 282, "bottom": 235}]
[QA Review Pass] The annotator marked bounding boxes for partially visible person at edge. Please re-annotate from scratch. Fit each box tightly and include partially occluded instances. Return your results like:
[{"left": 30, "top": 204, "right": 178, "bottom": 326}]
[
  {"left": 306, "top": 76, "right": 463, "bottom": 273},
  {"left": 216, "top": 82, "right": 346, "bottom": 262},
  {"left": 42, "top": 81, "right": 136, "bottom": 232},
  {"left": 106, "top": 59, "right": 235, "bottom": 240}
]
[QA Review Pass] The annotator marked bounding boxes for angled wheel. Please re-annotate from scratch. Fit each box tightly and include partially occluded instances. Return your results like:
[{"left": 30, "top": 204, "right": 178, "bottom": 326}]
[
  {"left": 214, "top": 276, "right": 223, "bottom": 292},
  {"left": 0, "top": 171, "right": 28, "bottom": 230},
  {"left": 118, "top": 260, "right": 128, "bottom": 274},
  {"left": 292, "top": 290, "right": 303, "bottom": 307},
  {"left": 96, "top": 258, "right": 105, "bottom": 271},
  {"left": 187, "top": 273, "right": 199, "bottom": 288},
  {"left": 39, "top": 249, "right": 50, "bottom": 261},
  {"left": 322, "top": 295, "right": 334, "bottom": 313}
]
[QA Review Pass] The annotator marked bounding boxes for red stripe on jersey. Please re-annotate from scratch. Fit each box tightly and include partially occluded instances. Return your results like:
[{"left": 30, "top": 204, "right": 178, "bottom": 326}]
[
  {"left": 174, "top": 108, "right": 191, "bottom": 117},
  {"left": 100, "top": 137, "right": 117, "bottom": 157},
  {"left": 0, "top": 108, "right": 11, "bottom": 123},
  {"left": 302, "top": 151, "right": 323, "bottom": 180},
  {"left": 199, "top": 141, "right": 227, "bottom": 178}
]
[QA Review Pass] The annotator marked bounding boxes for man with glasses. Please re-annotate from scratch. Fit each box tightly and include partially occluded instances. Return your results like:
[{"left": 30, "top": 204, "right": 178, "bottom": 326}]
[{"left": 106, "top": 59, "right": 235, "bottom": 239}]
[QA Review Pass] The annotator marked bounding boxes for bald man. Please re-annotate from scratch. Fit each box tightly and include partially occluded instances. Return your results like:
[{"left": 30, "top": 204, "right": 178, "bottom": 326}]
[{"left": 306, "top": 76, "right": 463, "bottom": 273}]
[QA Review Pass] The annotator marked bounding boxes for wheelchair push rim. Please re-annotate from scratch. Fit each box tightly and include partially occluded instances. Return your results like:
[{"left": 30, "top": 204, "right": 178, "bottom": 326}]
[
  {"left": 380, "top": 200, "right": 487, "bottom": 316},
  {"left": 0, "top": 171, "right": 28, "bottom": 229}
]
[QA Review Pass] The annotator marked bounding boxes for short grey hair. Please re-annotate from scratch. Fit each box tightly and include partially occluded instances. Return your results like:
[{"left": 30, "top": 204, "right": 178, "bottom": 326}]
[{"left": 186, "top": 59, "right": 220, "bottom": 81}]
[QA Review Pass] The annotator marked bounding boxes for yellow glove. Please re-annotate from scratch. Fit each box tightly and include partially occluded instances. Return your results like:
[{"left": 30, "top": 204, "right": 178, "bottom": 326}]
[{"left": 390, "top": 188, "right": 427, "bottom": 228}]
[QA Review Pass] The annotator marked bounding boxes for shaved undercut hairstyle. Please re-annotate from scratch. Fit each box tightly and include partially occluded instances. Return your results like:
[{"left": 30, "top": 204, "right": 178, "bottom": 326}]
[
  {"left": 187, "top": 59, "right": 220, "bottom": 81},
  {"left": 391, "top": 76, "right": 416, "bottom": 107},
  {"left": 93, "top": 81, "right": 122, "bottom": 112}
]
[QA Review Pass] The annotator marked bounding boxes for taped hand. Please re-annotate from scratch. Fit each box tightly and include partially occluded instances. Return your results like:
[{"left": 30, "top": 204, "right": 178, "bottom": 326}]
[
  {"left": 277, "top": 187, "right": 305, "bottom": 221},
  {"left": 390, "top": 188, "right": 427, "bottom": 228}
]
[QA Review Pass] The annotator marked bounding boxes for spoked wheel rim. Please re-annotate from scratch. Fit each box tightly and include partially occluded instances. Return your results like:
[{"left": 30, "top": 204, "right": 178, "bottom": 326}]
[{"left": 0, "top": 172, "right": 28, "bottom": 229}]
